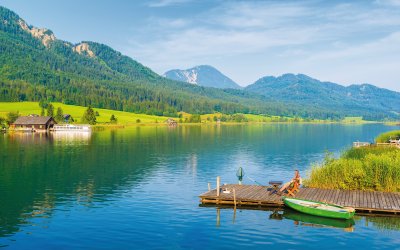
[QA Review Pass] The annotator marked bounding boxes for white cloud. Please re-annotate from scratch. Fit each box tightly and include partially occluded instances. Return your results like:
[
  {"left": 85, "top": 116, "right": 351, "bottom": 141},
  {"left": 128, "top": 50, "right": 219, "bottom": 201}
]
[
  {"left": 375, "top": 0, "right": 400, "bottom": 6},
  {"left": 123, "top": 0, "right": 400, "bottom": 90},
  {"left": 147, "top": 0, "right": 193, "bottom": 8}
]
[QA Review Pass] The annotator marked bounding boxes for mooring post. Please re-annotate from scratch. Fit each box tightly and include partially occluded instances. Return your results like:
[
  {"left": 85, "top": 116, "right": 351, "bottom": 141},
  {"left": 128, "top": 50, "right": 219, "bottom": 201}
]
[
  {"left": 208, "top": 182, "right": 211, "bottom": 191},
  {"left": 217, "top": 176, "right": 221, "bottom": 197},
  {"left": 233, "top": 188, "right": 237, "bottom": 208}
]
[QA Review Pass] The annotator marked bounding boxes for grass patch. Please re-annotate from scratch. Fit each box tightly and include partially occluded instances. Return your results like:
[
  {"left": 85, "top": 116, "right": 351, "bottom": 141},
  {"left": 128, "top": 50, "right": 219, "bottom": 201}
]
[
  {"left": 0, "top": 102, "right": 167, "bottom": 125},
  {"left": 375, "top": 130, "right": 400, "bottom": 143},
  {"left": 304, "top": 147, "right": 400, "bottom": 192}
]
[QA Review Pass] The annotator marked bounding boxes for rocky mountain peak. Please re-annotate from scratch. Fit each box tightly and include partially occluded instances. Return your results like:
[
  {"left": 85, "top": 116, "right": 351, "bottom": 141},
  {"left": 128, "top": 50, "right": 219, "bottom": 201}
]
[
  {"left": 73, "top": 42, "right": 95, "bottom": 57},
  {"left": 18, "top": 19, "right": 56, "bottom": 47}
]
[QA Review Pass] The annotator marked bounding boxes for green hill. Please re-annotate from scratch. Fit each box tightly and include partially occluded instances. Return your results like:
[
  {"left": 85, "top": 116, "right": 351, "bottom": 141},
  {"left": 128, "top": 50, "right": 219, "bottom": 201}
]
[
  {"left": 245, "top": 74, "right": 400, "bottom": 120},
  {"left": 0, "top": 102, "right": 166, "bottom": 125},
  {"left": 0, "top": 6, "right": 398, "bottom": 121},
  {"left": 0, "top": 6, "right": 265, "bottom": 116}
]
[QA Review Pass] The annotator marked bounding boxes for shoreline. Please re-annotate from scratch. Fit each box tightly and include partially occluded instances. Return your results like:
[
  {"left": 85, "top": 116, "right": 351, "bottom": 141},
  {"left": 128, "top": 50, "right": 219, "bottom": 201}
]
[{"left": 2, "top": 120, "right": 394, "bottom": 132}]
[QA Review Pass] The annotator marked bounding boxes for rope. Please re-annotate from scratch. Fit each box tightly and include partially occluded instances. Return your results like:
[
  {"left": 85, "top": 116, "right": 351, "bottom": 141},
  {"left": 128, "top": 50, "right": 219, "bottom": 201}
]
[{"left": 246, "top": 176, "right": 263, "bottom": 186}]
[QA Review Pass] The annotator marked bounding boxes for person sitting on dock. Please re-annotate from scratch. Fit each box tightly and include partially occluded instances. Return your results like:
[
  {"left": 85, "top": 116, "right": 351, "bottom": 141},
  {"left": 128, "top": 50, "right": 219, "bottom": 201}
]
[{"left": 279, "top": 170, "right": 302, "bottom": 196}]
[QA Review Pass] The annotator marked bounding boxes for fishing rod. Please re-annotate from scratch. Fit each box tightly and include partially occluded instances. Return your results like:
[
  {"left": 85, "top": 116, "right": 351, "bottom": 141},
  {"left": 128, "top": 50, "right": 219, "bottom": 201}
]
[
  {"left": 236, "top": 167, "right": 263, "bottom": 186},
  {"left": 246, "top": 175, "right": 264, "bottom": 186}
]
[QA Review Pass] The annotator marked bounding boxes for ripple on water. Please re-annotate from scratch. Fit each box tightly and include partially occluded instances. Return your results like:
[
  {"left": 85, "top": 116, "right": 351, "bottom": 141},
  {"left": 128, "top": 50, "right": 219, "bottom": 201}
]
[{"left": 1, "top": 124, "right": 400, "bottom": 249}]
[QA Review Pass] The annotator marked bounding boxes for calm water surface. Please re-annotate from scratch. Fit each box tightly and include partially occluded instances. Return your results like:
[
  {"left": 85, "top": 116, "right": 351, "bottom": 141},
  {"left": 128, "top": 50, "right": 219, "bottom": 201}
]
[{"left": 1, "top": 124, "right": 400, "bottom": 249}]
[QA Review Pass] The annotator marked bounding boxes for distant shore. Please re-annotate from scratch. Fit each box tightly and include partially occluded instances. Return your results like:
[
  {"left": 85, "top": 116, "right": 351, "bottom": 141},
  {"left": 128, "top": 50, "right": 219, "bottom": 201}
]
[{"left": 0, "top": 101, "right": 398, "bottom": 129}]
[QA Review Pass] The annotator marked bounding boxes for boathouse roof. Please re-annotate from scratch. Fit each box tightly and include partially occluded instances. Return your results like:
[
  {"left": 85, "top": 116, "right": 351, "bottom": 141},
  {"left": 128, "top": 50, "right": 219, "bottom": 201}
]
[{"left": 13, "top": 116, "right": 55, "bottom": 125}]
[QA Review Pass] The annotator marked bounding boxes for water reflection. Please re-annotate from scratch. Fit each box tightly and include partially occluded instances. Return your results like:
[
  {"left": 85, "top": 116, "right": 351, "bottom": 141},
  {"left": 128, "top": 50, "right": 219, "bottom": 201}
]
[
  {"left": 4, "top": 131, "right": 92, "bottom": 146},
  {"left": 1, "top": 124, "right": 399, "bottom": 248},
  {"left": 280, "top": 209, "right": 355, "bottom": 231},
  {"left": 51, "top": 131, "right": 91, "bottom": 145},
  {"left": 205, "top": 205, "right": 400, "bottom": 234}
]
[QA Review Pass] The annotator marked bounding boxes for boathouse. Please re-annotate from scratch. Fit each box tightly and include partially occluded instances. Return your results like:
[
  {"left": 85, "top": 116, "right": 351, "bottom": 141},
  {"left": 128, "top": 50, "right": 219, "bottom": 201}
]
[
  {"left": 63, "top": 114, "right": 72, "bottom": 123},
  {"left": 12, "top": 115, "right": 57, "bottom": 132}
]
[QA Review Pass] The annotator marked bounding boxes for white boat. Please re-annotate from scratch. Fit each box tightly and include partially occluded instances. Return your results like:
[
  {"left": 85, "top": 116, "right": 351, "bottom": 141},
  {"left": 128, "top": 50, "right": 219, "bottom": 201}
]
[{"left": 52, "top": 124, "right": 91, "bottom": 132}]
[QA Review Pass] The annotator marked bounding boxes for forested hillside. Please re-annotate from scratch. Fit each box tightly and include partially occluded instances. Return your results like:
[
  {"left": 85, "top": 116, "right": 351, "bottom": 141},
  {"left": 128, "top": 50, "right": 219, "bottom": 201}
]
[{"left": 0, "top": 6, "right": 398, "bottom": 120}]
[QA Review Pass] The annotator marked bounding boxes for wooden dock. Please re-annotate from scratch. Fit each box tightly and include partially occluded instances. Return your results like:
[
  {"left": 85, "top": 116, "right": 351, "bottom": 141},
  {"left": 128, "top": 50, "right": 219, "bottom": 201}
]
[{"left": 199, "top": 184, "right": 400, "bottom": 215}]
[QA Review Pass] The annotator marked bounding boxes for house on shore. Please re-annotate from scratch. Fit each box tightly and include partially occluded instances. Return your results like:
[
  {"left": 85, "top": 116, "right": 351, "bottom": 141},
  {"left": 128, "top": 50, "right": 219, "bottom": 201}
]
[
  {"left": 63, "top": 114, "right": 71, "bottom": 123},
  {"left": 12, "top": 115, "right": 57, "bottom": 132}
]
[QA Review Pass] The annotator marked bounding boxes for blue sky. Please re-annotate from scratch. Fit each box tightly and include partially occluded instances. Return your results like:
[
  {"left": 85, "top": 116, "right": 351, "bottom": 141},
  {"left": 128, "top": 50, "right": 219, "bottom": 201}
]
[{"left": 1, "top": 0, "right": 400, "bottom": 91}]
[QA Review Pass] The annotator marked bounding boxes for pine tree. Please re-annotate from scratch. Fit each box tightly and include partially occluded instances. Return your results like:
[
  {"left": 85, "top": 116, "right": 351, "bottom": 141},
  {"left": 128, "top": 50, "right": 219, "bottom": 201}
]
[
  {"left": 82, "top": 106, "right": 96, "bottom": 125},
  {"left": 110, "top": 114, "right": 117, "bottom": 123},
  {"left": 40, "top": 107, "right": 45, "bottom": 116},
  {"left": 6, "top": 111, "right": 19, "bottom": 125},
  {"left": 55, "top": 107, "right": 63, "bottom": 122},
  {"left": 47, "top": 103, "right": 54, "bottom": 117}
]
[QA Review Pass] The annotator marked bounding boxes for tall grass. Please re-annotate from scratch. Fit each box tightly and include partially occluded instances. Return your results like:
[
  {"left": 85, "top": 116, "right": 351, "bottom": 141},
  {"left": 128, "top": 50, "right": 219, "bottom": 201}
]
[
  {"left": 375, "top": 130, "right": 400, "bottom": 143},
  {"left": 304, "top": 147, "right": 400, "bottom": 192}
]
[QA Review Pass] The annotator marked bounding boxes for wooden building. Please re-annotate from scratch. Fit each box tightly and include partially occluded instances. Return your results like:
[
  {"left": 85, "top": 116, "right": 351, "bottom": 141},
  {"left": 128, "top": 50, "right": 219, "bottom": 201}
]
[{"left": 12, "top": 115, "right": 57, "bottom": 132}]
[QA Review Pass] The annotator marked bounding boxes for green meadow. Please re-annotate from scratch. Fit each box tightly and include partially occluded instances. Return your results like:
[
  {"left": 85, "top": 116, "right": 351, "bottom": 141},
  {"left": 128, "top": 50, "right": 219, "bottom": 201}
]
[
  {"left": 0, "top": 102, "right": 165, "bottom": 125},
  {"left": 0, "top": 102, "right": 383, "bottom": 126}
]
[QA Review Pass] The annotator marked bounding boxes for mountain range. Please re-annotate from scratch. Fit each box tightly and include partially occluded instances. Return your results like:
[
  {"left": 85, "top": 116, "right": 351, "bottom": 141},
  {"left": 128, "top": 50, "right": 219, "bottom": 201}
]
[
  {"left": 164, "top": 65, "right": 241, "bottom": 89},
  {"left": 246, "top": 74, "right": 400, "bottom": 119},
  {"left": 0, "top": 6, "right": 399, "bottom": 120}
]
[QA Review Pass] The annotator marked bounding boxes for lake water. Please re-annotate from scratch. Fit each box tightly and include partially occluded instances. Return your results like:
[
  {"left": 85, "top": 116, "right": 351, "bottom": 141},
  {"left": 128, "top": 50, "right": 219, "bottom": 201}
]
[{"left": 1, "top": 124, "right": 400, "bottom": 249}]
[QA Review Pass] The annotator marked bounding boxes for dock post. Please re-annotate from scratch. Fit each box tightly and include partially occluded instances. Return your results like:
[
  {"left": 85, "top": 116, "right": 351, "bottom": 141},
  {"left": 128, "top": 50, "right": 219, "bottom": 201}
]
[
  {"left": 208, "top": 182, "right": 211, "bottom": 191},
  {"left": 233, "top": 188, "right": 237, "bottom": 208},
  {"left": 217, "top": 176, "right": 221, "bottom": 197}
]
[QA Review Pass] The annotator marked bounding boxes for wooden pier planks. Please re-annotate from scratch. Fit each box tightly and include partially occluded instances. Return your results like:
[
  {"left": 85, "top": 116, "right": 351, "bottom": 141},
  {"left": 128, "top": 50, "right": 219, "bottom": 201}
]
[{"left": 199, "top": 184, "right": 400, "bottom": 214}]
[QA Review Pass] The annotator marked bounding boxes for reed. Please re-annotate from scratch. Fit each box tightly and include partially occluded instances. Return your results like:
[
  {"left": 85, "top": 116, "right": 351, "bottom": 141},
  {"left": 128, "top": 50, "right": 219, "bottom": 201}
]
[{"left": 304, "top": 147, "right": 400, "bottom": 192}]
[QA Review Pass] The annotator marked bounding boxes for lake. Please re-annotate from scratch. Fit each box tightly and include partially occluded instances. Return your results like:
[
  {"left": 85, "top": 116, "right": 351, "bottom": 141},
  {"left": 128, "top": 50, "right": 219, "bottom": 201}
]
[{"left": 1, "top": 124, "right": 400, "bottom": 249}]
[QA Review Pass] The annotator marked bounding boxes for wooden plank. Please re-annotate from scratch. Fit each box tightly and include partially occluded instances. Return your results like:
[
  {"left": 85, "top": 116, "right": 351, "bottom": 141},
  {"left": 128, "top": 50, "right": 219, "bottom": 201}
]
[
  {"left": 333, "top": 189, "right": 341, "bottom": 206},
  {"left": 384, "top": 192, "right": 393, "bottom": 210},
  {"left": 324, "top": 189, "right": 333, "bottom": 203},
  {"left": 359, "top": 190, "right": 364, "bottom": 208},
  {"left": 359, "top": 190, "right": 366, "bottom": 208},
  {"left": 365, "top": 190, "right": 371, "bottom": 209},
  {"left": 391, "top": 193, "right": 400, "bottom": 209},
  {"left": 374, "top": 191, "right": 382, "bottom": 210},
  {"left": 200, "top": 185, "right": 400, "bottom": 214},
  {"left": 379, "top": 191, "right": 388, "bottom": 210},
  {"left": 335, "top": 190, "right": 342, "bottom": 206},
  {"left": 312, "top": 188, "right": 321, "bottom": 201},
  {"left": 386, "top": 192, "right": 396, "bottom": 210},
  {"left": 370, "top": 191, "right": 377, "bottom": 209},
  {"left": 314, "top": 188, "right": 324, "bottom": 202},
  {"left": 302, "top": 188, "right": 312, "bottom": 200},
  {"left": 321, "top": 189, "right": 329, "bottom": 202},
  {"left": 342, "top": 190, "right": 348, "bottom": 206},
  {"left": 343, "top": 190, "right": 349, "bottom": 206},
  {"left": 390, "top": 192, "right": 400, "bottom": 210},
  {"left": 351, "top": 190, "right": 357, "bottom": 207}
]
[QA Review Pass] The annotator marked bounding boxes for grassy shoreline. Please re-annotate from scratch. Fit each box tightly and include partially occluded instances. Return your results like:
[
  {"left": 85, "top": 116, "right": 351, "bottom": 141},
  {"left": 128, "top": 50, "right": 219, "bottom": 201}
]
[
  {"left": 305, "top": 137, "right": 400, "bottom": 192},
  {"left": 0, "top": 101, "right": 392, "bottom": 128}
]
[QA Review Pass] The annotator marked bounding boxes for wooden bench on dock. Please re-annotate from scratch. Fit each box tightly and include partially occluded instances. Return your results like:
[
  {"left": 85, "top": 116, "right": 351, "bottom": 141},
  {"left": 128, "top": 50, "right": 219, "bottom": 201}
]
[{"left": 199, "top": 184, "right": 400, "bottom": 215}]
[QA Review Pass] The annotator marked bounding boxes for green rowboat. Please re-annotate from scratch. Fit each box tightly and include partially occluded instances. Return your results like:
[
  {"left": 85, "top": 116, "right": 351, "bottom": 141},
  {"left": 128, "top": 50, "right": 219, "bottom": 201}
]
[
  {"left": 282, "top": 210, "right": 355, "bottom": 229},
  {"left": 283, "top": 197, "right": 355, "bottom": 220}
]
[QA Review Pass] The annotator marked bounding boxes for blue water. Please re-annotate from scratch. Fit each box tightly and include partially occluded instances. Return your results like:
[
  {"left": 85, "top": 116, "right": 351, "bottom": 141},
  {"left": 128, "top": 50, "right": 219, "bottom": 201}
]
[{"left": 1, "top": 124, "right": 400, "bottom": 249}]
